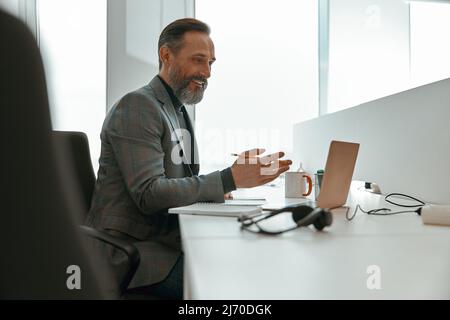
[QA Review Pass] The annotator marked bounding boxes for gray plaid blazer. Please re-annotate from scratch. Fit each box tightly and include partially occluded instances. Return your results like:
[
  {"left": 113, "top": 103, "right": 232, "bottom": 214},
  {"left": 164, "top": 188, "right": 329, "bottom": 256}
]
[{"left": 85, "top": 76, "right": 225, "bottom": 289}]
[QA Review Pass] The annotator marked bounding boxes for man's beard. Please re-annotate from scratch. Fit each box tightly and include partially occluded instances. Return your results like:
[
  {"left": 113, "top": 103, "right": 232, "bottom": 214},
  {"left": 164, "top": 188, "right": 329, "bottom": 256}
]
[{"left": 168, "top": 66, "right": 208, "bottom": 105}]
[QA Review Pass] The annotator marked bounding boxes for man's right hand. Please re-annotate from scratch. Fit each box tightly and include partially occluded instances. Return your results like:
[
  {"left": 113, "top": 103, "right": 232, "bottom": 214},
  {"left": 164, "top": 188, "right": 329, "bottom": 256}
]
[{"left": 230, "top": 148, "right": 292, "bottom": 188}]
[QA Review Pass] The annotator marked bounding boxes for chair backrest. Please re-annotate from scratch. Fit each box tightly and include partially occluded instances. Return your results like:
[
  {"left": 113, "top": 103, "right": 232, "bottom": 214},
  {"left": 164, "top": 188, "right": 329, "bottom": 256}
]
[
  {"left": 52, "top": 131, "right": 96, "bottom": 216},
  {"left": 0, "top": 9, "right": 114, "bottom": 299}
]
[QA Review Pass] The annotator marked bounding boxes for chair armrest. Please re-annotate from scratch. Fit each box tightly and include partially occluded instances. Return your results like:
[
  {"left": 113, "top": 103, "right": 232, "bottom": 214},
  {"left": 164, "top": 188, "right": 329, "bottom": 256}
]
[{"left": 79, "top": 225, "right": 140, "bottom": 294}]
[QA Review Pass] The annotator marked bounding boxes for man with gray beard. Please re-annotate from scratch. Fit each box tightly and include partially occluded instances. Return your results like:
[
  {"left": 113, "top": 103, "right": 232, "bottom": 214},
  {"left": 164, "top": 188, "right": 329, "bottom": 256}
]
[{"left": 86, "top": 18, "right": 292, "bottom": 299}]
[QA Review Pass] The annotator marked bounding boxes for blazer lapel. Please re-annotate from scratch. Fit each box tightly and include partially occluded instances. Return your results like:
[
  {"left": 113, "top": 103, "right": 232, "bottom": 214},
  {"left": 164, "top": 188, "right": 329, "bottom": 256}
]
[
  {"left": 148, "top": 76, "right": 195, "bottom": 176},
  {"left": 149, "top": 76, "right": 181, "bottom": 135}
]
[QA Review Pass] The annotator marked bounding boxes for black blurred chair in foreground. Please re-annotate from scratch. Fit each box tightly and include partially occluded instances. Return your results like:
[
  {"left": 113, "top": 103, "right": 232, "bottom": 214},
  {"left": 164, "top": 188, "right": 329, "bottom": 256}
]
[{"left": 0, "top": 8, "right": 140, "bottom": 299}]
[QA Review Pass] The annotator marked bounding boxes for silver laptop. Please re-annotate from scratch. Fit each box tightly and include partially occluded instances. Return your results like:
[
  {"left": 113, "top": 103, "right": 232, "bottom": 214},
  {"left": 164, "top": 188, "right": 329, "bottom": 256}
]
[{"left": 263, "top": 140, "right": 360, "bottom": 210}]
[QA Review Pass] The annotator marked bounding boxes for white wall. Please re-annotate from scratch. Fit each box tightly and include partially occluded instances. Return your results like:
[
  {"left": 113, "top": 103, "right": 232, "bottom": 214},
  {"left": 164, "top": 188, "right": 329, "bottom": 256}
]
[
  {"left": 293, "top": 77, "right": 450, "bottom": 204},
  {"left": 106, "top": 0, "right": 194, "bottom": 111}
]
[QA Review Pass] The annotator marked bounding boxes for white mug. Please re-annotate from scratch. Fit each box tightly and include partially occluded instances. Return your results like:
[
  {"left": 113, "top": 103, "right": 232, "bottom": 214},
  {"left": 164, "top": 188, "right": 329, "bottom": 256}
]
[{"left": 285, "top": 172, "right": 313, "bottom": 198}]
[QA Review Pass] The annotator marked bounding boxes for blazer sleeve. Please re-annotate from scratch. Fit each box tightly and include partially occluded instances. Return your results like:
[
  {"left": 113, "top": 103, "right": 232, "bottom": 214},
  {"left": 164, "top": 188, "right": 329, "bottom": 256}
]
[{"left": 105, "top": 91, "right": 225, "bottom": 215}]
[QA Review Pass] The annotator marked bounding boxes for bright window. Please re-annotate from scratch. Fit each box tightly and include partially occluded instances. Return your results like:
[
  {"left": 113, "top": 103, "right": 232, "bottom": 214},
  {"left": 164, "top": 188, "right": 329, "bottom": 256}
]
[
  {"left": 324, "top": 0, "right": 450, "bottom": 114},
  {"left": 195, "top": 0, "right": 319, "bottom": 173},
  {"left": 325, "top": 0, "right": 411, "bottom": 114},
  {"left": 38, "top": 0, "right": 107, "bottom": 173},
  {"left": 410, "top": 1, "right": 450, "bottom": 87}
]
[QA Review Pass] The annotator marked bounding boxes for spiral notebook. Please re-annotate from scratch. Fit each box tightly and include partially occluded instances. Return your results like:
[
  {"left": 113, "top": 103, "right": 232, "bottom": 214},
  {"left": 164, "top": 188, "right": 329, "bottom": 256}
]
[{"left": 168, "top": 201, "right": 263, "bottom": 218}]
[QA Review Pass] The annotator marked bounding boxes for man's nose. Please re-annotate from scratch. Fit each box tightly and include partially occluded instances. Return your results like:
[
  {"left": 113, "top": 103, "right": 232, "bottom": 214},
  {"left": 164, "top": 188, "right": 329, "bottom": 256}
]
[{"left": 200, "top": 63, "right": 211, "bottom": 79}]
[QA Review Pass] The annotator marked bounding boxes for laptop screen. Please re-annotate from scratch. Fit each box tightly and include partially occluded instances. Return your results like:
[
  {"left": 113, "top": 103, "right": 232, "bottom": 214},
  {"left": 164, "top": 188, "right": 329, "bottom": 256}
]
[{"left": 317, "top": 140, "right": 360, "bottom": 209}]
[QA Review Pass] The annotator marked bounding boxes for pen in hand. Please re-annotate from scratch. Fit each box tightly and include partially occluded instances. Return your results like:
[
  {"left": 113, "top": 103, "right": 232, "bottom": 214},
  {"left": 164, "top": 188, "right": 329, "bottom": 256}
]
[
  {"left": 231, "top": 153, "right": 259, "bottom": 157},
  {"left": 230, "top": 148, "right": 266, "bottom": 158}
]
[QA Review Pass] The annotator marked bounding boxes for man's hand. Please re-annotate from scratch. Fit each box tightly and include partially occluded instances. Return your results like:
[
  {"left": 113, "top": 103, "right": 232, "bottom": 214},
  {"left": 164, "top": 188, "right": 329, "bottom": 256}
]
[
  {"left": 230, "top": 148, "right": 292, "bottom": 188},
  {"left": 224, "top": 192, "right": 233, "bottom": 200}
]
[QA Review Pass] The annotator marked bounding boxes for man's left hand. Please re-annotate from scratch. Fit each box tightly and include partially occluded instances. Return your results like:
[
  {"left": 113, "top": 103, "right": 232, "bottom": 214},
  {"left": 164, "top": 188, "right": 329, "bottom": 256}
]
[{"left": 224, "top": 192, "right": 233, "bottom": 200}]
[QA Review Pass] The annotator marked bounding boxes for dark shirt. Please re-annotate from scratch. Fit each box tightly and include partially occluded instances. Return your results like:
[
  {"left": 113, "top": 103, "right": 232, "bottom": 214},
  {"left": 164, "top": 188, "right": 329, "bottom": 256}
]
[{"left": 157, "top": 76, "right": 236, "bottom": 193}]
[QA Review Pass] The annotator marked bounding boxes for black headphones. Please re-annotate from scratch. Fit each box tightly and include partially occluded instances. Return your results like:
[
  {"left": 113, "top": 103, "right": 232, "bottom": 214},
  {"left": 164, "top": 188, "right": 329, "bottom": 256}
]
[{"left": 239, "top": 204, "right": 333, "bottom": 235}]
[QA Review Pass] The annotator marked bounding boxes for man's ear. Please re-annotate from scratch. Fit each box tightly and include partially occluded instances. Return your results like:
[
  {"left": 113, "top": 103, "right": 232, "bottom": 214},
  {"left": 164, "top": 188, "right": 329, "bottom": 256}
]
[{"left": 159, "top": 46, "right": 172, "bottom": 67}]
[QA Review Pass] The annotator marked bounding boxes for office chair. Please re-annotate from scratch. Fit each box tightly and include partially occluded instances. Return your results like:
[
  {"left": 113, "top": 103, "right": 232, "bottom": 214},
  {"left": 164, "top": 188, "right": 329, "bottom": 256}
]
[
  {"left": 51, "top": 131, "right": 143, "bottom": 297},
  {"left": 0, "top": 9, "right": 114, "bottom": 299},
  {"left": 0, "top": 9, "right": 139, "bottom": 299},
  {"left": 51, "top": 132, "right": 97, "bottom": 214}
]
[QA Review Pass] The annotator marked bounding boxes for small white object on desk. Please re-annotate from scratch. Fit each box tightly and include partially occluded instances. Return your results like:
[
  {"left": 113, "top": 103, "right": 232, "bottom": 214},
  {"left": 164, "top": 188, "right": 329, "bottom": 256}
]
[{"left": 420, "top": 205, "right": 450, "bottom": 227}]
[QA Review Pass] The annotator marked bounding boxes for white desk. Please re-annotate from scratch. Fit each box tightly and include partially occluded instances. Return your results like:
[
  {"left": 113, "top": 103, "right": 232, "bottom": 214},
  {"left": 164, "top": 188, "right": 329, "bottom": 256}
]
[{"left": 180, "top": 182, "right": 450, "bottom": 299}]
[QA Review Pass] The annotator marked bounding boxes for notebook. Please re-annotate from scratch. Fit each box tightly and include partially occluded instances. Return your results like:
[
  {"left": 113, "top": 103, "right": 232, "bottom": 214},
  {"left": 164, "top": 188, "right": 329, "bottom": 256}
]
[
  {"left": 168, "top": 201, "right": 263, "bottom": 218},
  {"left": 224, "top": 199, "right": 267, "bottom": 206}
]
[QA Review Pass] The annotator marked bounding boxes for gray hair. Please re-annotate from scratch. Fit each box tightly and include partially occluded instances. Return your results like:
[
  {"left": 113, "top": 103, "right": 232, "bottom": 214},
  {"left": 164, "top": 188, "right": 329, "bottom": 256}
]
[{"left": 158, "top": 18, "right": 211, "bottom": 70}]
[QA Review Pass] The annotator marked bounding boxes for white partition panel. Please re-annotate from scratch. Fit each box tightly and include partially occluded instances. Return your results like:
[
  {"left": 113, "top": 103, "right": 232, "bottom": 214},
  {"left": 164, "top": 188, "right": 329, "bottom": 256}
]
[{"left": 293, "top": 77, "right": 450, "bottom": 204}]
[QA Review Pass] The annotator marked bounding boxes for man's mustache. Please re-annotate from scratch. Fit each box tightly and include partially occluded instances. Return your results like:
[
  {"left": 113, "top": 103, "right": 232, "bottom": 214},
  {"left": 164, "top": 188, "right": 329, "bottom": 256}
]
[{"left": 183, "top": 76, "right": 208, "bottom": 89}]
